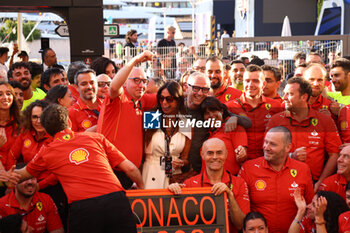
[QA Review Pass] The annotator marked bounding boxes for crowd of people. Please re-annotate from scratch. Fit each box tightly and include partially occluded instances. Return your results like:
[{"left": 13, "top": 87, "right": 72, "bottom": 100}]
[{"left": 1, "top": 32, "right": 350, "bottom": 233}]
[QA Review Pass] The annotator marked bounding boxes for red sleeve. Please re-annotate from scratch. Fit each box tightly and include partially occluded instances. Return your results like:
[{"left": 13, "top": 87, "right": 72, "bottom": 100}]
[
  {"left": 6, "top": 134, "right": 23, "bottom": 170},
  {"left": 100, "top": 134, "right": 126, "bottom": 168},
  {"left": 238, "top": 164, "right": 249, "bottom": 184},
  {"left": 26, "top": 149, "right": 47, "bottom": 178},
  {"left": 233, "top": 176, "right": 250, "bottom": 214},
  {"left": 338, "top": 106, "right": 350, "bottom": 143},
  {"left": 141, "top": 94, "right": 157, "bottom": 111},
  {"left": 42, "top": 194, "right": 63, "bottom": 231},
  {"left": 68, "top": 107, "right": 79, "bottom": 132},
  {"left": 303, "top": 164, "right": 315, "bottom": 204},
  {"left": 323, "top": 114, "right": 342, "bottom": 153}
]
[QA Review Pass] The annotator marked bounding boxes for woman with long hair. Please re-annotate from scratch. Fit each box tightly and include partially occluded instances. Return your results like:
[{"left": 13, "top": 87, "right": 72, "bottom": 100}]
[
  {"left": 243, "top": 212, "right": 269, "bottom": 233},
  {"left": 45, "top": 84, "right": 75, "bottom": 109},
  {"left": 0, "top": 82, "right": 20, "bottom": 169},
  {"left": 200, "top": 96, "right": 248, "bottom": 175},
  {"left": 90, "top": 57, "right": 118, "bottom": 79},
  {"left": 290, "top": 189, "right": 349, "bottom": 233},
  {"left": 142, "top": 80, "right": 192, "bottom": 189}
]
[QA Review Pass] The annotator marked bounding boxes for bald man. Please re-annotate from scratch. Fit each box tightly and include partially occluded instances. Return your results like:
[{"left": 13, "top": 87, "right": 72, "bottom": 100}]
[
  {"left": 97, "top": 51, "right": 157, "bottom": 189},
  {"left": 168, "top": 138, "right": 250, "bottom": 233}
]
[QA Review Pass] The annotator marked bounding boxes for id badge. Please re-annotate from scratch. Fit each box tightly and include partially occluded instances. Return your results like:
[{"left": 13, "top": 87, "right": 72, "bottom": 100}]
[{"left": 160, "top": 156, "right": 166, "bottom": 170}]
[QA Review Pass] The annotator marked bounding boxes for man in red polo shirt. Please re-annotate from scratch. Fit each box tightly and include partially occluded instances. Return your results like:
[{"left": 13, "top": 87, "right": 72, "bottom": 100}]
[
  {"left": 261, "top": 65, "right": 283, "bottom": 103},
  {"left": 318, "top": 145, "right": 350, "bottom": 200},
  {"left": 225, "top": 64, "right": 283, "bottom": 159},
  {"left": 206, "top": 56, "right": 242, "bottom": 103},
  {"left": 12, "top": 104, "right": 144, "bottom": 233},
  {"left": 0, "top": 175, "right": 63, "bottom": 233},
  {"left": 69, "top": 69, "right": 102, "bottom": 132},
  {"left": 239, "top": 126, "right": 314, "bottom": 233},
  {"left": 303, "top": 63, "right": 339, "bottom": 117},
  {"left": 97, "top": 51, "right": 156, "bottom": 189},
  {"left": 338, "top": 105, "right": 350, "bottom": 143},
  {"left": 266, "top": 77, "right": 342, "bottom": 190},
  {"left": 168, "top": 138, "right": 250, "bottom": 233}
]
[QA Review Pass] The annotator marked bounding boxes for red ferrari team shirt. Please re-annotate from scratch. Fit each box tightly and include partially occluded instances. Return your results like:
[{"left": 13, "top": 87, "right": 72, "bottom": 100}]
[
  {"left": 97, "top": 88, "right": 156, "bottom": 168},
  {"left": 338, "top": 105, "right": 350, "bottom": 143},
  {"left": 225, "top": 95, "right": 283, "bottom": 159},
  {"left": 273, "top": 94, "right": 284, "bottom": 104},
  {"left": 26, "top": 129, "right": 126, "bottom": 203},
  {"left": 266, "top": 108, "right": 342, "bottom": 180},
  {"left": 239, "top": 157, "right": 314, "bottom": 233},
  {"left": 184, "top": 170, "right": 250, "bottom": 233},
  {"left": 208, "top": 124, "right": 248, "bottom": 175},
  {"left": 339, "top": 211, "right": 350, "bottom": 233},
  {"left": 0, "top": 191, "right": 62, "bottom": 233},
  {"left": 69, "top": 97, "right": 102, "bottom": 132},
  {"left": 215, "top": 86, "right": 242, "bottom": 104},
  {"left": 318, "top": 173, "right": 347, "bottom": 200},
  {"left": 68, "top": 85, "right": 79, "bottom": 102},
  {"left": 0, "top": 121, "right": 18, "bottom": 167},
  {"left": 7, "top": 130, "right": 57, "bottom": 190}
]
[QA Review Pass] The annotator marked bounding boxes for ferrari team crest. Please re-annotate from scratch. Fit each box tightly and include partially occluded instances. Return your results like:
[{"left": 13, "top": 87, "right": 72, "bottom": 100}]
[
  {"left": 69, "top": 148, "right": 89, "bottom": 165},
  {"left": 290, "top": 169, "right": 297, "bottom": 178},
  {"left": 23, "top": 139, "right": 31, "bottom": 148},
  {"left": 36, "top": 202, "right": 43, "bottom": 211},
  {"left": 311, "top": 118, "right": 318, "bottom": 126},
  {"left": 265, "top": 103, "right": 271, "bottom": 111},
  {"left": 225, "top": 94, "right": 231, "bottom": 102}
]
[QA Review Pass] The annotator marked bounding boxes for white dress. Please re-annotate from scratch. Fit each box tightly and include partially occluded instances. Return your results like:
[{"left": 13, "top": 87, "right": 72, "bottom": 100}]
[{"left": 142, "top": 126, "right": 191, "bottom": 189}]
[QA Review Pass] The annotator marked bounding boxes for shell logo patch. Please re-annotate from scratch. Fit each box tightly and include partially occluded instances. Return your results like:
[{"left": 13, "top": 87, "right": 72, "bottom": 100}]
[
  {"left": 23, "top": 139, "right": 31, "bottom": 148},
  {"left": 265, "top": 103, "right": 271, "bottom": 111},
  {"left": 311, "top": 118, "right": 318, "bottom": 126},
  {"left": 63, "top": 134, "right": 71, "bottom": 140},
  {"left": 82, "top": 120, "right": 92, "bottom": 129},
  {"left": 225, "top": 94, "right": 232, "bottom": 102},
  {"left": 255, "top": 180, "right": 266, "bottom": 191},
  {"left": 69, "top": 148, "right": 89, "bottom": 165},
  {"left": 341, "top": 121, "right": 348, "bottom": 130},
  {"left": 36, "top": 202, "right": 43, "bottom": 211},
  {"left": 290, "top": 169, "right": 297, "bottom": 177}
]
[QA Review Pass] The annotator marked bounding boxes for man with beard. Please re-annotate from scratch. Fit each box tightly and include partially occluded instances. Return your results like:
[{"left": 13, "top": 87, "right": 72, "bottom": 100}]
[
  {"left": 9, "top": 62, "right": 46, "bottom": 110},
  {"left": 41, "top": 68, "right": 66, "bottom": 93},
  {"left": 266, "top": 77, "right": 342, "bottom": 190},
  {"left": 206, "top": 56, "right": 242, "bottom": 103},
  {"left": 69, "top": 69, "right": 102, "bottom": 132},
  {"left": 328, "top": 58, "right": 350, "bottom": 105},
  {"left": 226, "top": 65, "right": 283, "bottom": 159},
  {"left": 0, "top": 169, "right": 63, "bottom": 233},
  {"left": 303, "top": 63, "right": 339, "bottom": 117},
  {"left": 124, "top": 29, "right": 138, "bottom": 48},
  {"left": 262, "top": 65, "right": 283, "bottom": 103},
  {"left": 230, "top": 60, "right": 245, "bottom": 91},
  {"left": 239, "top": 126, "right": 314, "bottom": 233}
]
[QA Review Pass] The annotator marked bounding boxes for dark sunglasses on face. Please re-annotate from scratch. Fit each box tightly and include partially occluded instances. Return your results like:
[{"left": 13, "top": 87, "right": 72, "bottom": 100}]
[
  {"left": 187, "top": 84, "right": 210, "bottom": 94},
  {"left": 128, "top": 77, "right": 149, "bottom": 85},
  {"left": 98, "top": 81, "right": 111, "bottom": 88},
  {"left": 159, "top": 95, "right": 175, "bottom": 103}
]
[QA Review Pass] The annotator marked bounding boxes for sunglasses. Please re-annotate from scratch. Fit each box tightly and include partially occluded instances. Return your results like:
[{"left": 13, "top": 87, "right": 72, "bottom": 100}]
[
  {"left": 128, "top": 77, "right": 149, "bottom": 85},
  {"left": 31, "top": 115, "right": 41, "bottom": 121},
  {"left": 98, "top": 81, "right": 111, "bottom": 88},
  {"left": 188, "top": 84, "right": 210, "bottom": 94},
  {"left": 159, "top": 95, "right": 175, "bottom": 103}
]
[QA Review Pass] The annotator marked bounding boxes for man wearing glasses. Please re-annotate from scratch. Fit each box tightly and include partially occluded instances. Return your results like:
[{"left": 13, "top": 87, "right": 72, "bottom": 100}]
[
  {"left": 267, "top": 77, "right": 342, "bottom": 191},
  {"left": 0, "top": 166, "right": 63, "bottom": 233},
  {"left": 69, "top": 69, "right": 102, "bottom": 132},
  {"left": 97, "top": 51, "right": 156, "bottom": 189},
  {"left": 185, "top": 72, "right": 251, "bottom": 173},
  {"left": 96, "top": 74, "right": 111, "bottom": 100}
]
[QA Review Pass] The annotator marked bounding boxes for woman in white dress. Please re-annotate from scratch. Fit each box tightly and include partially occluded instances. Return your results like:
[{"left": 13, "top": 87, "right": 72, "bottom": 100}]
[{"left": 142, "top": 80, "right": 192, "bottom": 189}]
